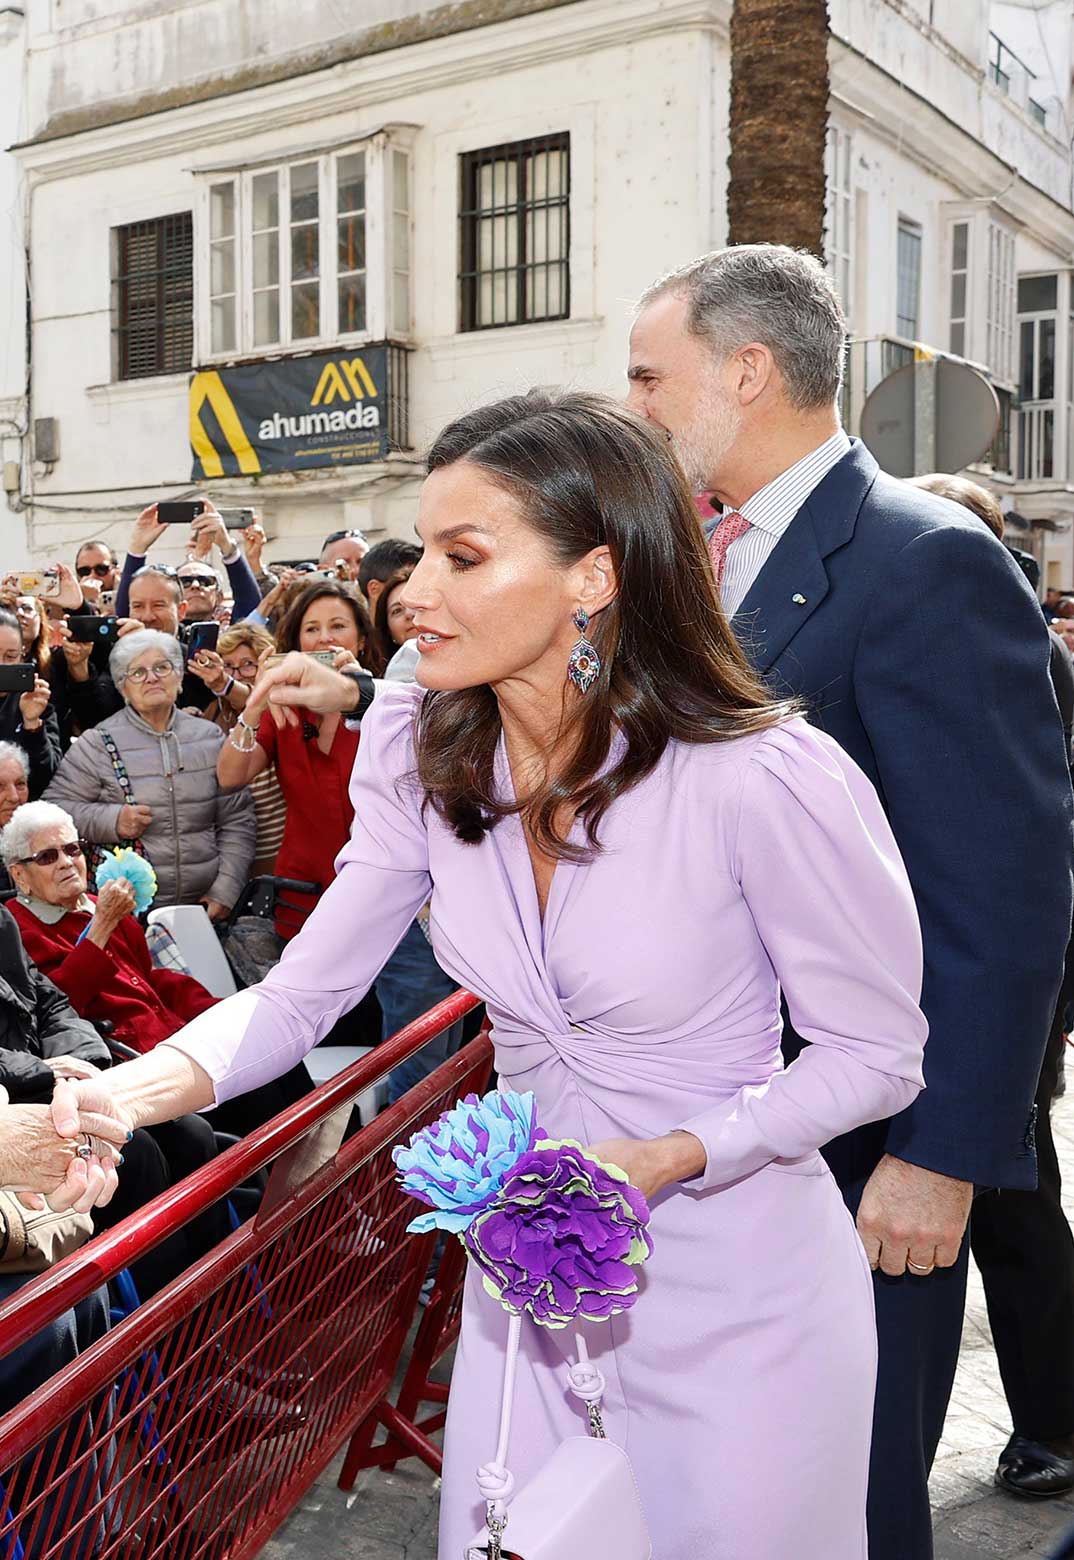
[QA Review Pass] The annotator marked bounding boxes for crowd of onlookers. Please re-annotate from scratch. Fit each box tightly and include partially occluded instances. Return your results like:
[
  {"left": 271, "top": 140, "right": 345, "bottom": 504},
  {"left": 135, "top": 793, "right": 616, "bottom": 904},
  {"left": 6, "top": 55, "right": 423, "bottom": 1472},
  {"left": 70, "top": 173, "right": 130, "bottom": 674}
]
[{"left": 0, "top": 502, "right": 466, "bottom": 1477}]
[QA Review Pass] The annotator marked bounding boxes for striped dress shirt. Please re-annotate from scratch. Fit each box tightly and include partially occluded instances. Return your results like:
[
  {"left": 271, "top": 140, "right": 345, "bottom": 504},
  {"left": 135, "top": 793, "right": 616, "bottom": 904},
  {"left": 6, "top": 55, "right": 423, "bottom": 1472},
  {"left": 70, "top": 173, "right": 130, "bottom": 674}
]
[{"left": 705, "top": 430, "right": 851, "bottom": 618}]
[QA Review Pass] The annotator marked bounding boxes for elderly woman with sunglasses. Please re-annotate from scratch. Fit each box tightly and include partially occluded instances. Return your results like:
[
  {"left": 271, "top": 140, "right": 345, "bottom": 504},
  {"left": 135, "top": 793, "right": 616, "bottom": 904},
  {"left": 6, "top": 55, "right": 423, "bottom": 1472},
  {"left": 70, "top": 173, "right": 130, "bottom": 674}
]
[{"left": 44, "top": 630, "right": 255, "bottom": 918}]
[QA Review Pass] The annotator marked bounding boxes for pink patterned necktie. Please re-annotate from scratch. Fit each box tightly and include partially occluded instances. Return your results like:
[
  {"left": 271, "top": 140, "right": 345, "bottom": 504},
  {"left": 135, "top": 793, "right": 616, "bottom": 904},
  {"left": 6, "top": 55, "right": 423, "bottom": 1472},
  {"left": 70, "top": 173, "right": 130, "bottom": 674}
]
[{"left": 707, "top": 509, "right": 752, "bottom": 590}]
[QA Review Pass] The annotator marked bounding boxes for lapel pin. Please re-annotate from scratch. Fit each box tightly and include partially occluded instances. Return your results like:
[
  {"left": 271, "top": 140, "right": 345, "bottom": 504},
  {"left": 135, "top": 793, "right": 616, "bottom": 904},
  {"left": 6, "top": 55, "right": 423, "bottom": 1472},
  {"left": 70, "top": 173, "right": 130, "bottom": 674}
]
[{"left": 792, "top": 593, "right": 807, "bottom": 605}]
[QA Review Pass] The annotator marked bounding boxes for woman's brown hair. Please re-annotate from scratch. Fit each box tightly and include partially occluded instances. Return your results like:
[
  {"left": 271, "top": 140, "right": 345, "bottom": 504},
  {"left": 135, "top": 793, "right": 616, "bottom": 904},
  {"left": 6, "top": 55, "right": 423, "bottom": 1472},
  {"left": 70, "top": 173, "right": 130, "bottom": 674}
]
[
  {"left": 416, "top": 389, "right": 796, "bottom": 859},
  {"left": 372, "top": 569, "right": 415, "bottom": 670},
  {"left": 274, "top": 580, "right": 382, "bottom": 673}
]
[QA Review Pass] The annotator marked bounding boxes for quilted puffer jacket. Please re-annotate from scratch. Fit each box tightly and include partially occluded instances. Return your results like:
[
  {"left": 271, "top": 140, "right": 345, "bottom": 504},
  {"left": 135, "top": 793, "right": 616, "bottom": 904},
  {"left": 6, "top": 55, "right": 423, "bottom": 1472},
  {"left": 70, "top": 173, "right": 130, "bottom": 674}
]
[{"left": 45, "top": 706, "right": 255, "bottom": 910}]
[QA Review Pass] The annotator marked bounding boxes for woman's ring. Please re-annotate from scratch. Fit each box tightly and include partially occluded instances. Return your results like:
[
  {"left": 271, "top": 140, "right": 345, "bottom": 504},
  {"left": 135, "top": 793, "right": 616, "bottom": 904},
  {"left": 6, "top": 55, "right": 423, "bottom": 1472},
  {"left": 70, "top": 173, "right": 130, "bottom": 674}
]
[
  {"left": 75, "top": 1140, "right": 93, "bottom": 1161},
  {"left": 907, "top": 1259, "right": 934, "bottom": 1275}
]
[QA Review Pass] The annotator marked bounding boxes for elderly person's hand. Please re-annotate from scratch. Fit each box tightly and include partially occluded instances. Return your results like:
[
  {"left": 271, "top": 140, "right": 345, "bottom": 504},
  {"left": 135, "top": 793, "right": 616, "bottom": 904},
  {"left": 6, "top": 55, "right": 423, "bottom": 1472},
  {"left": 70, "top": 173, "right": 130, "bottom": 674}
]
[
  {"left": 187, "top": 648, "right": 229, "bottom": 695},
  {"left": 1, "top": 1093, "right": 123, "bottom": 1212},
  {"left": 44, "top": 1055, "right": 100, "bottom": 1082},
  {"left": 18, "top": 676, "right": 51, "bottom": 731},
  {"left": 86, "top": 878, "right": 137, "bottom": 949},
  {"left": 117, "top": 804, "right": 152, "bottom": 837}
]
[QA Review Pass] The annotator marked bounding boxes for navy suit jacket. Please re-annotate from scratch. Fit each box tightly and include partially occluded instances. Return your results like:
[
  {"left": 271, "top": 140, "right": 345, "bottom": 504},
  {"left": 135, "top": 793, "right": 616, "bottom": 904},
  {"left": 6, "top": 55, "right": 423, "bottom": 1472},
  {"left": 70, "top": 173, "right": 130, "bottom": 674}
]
[{"left": 732, "top": 440, "right": 1074, "bottom": 1190}]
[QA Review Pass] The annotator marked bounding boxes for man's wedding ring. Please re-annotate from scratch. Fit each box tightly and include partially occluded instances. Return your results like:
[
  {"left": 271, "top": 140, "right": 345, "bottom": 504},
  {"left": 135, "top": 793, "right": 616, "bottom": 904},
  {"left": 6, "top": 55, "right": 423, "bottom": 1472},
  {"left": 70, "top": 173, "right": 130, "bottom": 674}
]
[{"left": 907, "top": 1259, "right": 934, "bottom": 1275}]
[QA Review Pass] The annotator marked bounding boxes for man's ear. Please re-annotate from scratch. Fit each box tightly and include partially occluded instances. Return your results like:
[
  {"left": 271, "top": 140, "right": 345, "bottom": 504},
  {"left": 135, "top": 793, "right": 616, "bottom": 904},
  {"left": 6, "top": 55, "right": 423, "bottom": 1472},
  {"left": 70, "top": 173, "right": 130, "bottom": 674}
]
[
  {"left": 733, "top": 342, "right": 775, "bottom": 407},
  {"left": 575, "top": 546, "right": 618, "bottom": 617},
  {"left": 177, "top": 600, "right": 189, "bottom": 623}
]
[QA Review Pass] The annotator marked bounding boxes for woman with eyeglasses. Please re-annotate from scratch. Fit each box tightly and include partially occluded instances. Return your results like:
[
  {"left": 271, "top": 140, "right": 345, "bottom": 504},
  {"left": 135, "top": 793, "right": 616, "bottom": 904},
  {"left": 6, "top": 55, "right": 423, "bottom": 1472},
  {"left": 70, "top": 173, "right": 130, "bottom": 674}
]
[
  {"left": 44, "top": 630, "right": 255, "bottom": 918},
  {"left": 188, "top": 622, "right": 287, "bottom": 877}
]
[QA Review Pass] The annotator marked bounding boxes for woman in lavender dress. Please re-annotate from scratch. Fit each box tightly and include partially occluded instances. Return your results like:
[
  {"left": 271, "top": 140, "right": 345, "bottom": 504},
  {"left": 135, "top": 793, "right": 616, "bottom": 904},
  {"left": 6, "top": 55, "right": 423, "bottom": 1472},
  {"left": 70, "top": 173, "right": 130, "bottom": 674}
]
[{"left": 59, "top": 392, "right": 927, "bottom": 1557}]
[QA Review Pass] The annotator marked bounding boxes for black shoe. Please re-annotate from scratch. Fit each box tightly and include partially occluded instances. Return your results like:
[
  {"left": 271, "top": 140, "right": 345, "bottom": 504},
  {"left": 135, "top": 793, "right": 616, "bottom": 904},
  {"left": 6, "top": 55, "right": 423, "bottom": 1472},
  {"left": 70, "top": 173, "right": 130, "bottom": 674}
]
[{"left": 995, "top": 1434, "right": 1074, "bottom": 1498}]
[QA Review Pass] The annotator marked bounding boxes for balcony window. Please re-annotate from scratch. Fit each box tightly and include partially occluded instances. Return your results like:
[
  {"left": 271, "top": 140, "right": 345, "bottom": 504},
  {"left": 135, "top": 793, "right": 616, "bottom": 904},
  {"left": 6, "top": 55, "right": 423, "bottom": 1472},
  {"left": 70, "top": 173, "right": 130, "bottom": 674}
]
[
  {"left": 896, "top": 217, "right": 922, "bottom": 339},
  {"left": 459, "top": 133, "right": 570, "bottom": 332},
  {"left": 1017, "top": 274, "right": 1058, "bottom": 481},
  {"left": 825, "top": 125, "right": 852, "bottom": 320},
  {"left": 113, "top": 212, "right": 193, "bottom": 380},
  {"left": 197, "top": 137, "right": 411, "bottom": 361},
  {"left": 948, "top": 221, "right": 968, "bottom": 357}
]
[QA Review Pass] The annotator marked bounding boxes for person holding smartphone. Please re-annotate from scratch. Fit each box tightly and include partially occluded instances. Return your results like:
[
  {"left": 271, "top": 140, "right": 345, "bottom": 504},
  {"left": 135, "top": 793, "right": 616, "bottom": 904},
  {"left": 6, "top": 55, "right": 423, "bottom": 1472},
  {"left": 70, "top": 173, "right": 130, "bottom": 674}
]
[
  {"left": 0, "top": 610, "right": 60, "bottom": 797},
  {"left": 114, "top": 500, "right": 260, "bottom": 625}
]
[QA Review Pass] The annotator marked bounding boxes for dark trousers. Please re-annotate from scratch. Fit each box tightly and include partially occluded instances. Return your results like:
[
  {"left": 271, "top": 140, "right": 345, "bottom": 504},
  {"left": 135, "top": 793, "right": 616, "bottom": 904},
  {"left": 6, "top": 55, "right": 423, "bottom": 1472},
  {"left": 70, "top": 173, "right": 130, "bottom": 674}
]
[
  {"left": 971, "top": 1016, "right": 1074, "bottom": 1441},
  {"left": 838, "top": 1169, "right": 969, "bottom": 1560},
  {"left": 91, "top": 1113, "right": 230, "bottom": 1300}
]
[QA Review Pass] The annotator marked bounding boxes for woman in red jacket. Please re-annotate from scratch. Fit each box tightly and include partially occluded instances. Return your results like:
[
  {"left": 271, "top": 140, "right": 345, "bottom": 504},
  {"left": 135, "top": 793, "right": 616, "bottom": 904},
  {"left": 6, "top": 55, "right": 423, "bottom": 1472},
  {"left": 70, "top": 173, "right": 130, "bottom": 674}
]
[{"left": 1, "top": 798, "right": 309, "bottom": 1136}]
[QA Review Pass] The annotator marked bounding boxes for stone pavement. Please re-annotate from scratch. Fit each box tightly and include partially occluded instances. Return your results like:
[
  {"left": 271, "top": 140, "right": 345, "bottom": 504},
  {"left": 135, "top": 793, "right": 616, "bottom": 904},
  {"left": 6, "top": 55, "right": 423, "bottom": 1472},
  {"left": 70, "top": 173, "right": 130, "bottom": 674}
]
[{"left": 261, "top": 1094, "right": 1074, "bottom": 1559}]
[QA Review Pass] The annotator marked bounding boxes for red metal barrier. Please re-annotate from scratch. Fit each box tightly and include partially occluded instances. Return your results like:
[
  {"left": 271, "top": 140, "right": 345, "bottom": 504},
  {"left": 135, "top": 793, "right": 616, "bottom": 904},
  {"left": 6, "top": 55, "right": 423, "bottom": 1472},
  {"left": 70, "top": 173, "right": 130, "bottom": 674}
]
[{"left": 0, "top": 993, "right": 491, "bottom": 1560}]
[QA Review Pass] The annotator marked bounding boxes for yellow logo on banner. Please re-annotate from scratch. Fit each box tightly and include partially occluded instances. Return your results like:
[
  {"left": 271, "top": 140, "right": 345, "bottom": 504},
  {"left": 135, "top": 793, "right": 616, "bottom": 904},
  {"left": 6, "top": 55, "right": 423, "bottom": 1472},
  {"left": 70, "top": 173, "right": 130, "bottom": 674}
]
[
  {"left": 311, "top": 357, "right": 379, "bottom": 405},
  {"left": 189, "top": 372, "right": 262, "bottom": 478}
]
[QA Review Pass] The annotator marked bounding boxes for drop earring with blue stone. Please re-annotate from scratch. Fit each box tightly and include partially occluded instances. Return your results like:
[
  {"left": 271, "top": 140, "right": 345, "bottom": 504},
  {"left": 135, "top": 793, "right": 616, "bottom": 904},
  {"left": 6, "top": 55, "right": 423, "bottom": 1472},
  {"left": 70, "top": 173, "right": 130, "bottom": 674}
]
[{"left": 567, "top": 607, "right": 601, "bottom": 694}]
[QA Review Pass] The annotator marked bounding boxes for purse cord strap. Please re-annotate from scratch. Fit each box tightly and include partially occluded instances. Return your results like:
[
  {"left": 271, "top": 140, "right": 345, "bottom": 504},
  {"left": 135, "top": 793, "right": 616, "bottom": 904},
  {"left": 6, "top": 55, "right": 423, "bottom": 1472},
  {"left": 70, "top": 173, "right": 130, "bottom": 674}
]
[{"left": 476, "top": 1315, "right": 608, "bottom": 1553}]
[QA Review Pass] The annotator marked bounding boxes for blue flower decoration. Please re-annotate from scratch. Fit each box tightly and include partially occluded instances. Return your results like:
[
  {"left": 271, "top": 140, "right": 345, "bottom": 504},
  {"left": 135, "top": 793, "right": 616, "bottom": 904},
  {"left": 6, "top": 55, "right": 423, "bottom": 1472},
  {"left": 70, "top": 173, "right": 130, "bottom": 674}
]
[
  {"left": 94, "top": 848, "right": 157, "bottom": 914},
  {"left": 392, "top": 1089, "right": 538, "bottom": 1234}
]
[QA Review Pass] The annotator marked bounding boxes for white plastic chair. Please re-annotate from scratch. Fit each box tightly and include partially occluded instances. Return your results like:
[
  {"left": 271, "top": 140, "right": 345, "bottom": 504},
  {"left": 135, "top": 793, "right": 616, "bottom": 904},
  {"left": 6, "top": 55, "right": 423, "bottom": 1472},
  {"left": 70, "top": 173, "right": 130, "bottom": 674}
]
[
  {"left": 302, "top": 1045, "right": 386, "bottom": 1125},
  {"left": 146, "top": 904, "right": 238, "bottom": 998}
]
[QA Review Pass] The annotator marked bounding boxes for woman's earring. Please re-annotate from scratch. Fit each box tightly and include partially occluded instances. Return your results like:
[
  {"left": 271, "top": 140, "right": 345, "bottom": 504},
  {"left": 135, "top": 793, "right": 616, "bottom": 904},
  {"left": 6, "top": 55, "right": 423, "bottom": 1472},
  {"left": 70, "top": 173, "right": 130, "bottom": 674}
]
[{"left": 567, "top": 607, "right": 601, "bottom": 694}]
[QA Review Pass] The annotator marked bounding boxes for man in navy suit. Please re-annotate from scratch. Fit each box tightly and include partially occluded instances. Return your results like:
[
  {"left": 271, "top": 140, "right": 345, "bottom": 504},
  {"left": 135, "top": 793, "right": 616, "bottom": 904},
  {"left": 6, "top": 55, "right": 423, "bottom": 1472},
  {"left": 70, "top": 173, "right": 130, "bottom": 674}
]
[{"left": 628, "top": 244, "right": 1074, "bottom": 1560}]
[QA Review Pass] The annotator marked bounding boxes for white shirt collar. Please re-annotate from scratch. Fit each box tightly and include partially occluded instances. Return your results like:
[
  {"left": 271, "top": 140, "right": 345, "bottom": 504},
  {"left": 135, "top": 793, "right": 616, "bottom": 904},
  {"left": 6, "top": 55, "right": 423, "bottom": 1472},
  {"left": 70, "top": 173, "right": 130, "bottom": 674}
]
[{"left": 736, "top": 430, "right": 851, "bottom": 537}]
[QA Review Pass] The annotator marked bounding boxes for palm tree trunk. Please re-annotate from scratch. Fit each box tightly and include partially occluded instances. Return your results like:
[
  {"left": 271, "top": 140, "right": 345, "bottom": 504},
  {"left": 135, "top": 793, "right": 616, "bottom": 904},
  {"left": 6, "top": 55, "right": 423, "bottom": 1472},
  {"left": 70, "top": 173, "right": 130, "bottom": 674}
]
[{"left": 727, "top": 0, "right": 830, "bottom": 254}]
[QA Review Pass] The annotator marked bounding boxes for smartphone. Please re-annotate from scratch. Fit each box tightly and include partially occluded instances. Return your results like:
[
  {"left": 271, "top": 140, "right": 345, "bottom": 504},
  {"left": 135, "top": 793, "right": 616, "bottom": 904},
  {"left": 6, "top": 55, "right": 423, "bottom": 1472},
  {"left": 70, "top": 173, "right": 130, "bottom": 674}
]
[
  {"left": 13, "top": 570, "right": 62, "bottom": 599},
  {"left": 0, "top": 663, "right": 35, "bottom": 693},
  {"left": 157, "top": 500, "right": 206, "bottom": 525},
  {"left": 219, "top": 507, "right": 256, "bottom": 524},
  {"left": 262, "top": 650, "right": 338, "bottom": 669},
  {"left": 69, "top": 617, "right": 121, "bottom": 646},
  {"left": 186, "top": 621, "right": 221, "bottom": 659}
]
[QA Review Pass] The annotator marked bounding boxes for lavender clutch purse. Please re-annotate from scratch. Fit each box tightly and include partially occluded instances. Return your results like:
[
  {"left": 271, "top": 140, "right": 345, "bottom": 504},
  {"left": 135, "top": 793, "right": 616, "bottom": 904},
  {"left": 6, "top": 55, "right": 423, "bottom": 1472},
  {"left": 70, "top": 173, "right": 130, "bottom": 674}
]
[
  {"left": 393, "top": 1089, "right": 655, "bottom": 1560},
  {"left": 463, "top": 1315, "right": 651, "bottom": 1560}
]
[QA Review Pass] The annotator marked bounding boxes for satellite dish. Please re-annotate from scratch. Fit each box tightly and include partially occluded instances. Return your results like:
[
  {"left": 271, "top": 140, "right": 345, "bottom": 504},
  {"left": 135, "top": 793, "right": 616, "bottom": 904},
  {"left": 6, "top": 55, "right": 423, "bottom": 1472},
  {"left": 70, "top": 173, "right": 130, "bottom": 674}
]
[{"left": 860, "top": 357, "right": 999, "bottom": 477}]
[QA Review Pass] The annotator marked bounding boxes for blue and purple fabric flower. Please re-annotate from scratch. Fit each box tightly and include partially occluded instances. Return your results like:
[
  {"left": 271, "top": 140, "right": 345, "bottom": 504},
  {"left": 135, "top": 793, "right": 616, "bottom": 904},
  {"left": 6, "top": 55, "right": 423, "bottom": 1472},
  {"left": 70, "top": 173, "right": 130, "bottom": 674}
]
[
  {"left": 394, "top": 1089, "right": 653, "bottom": 1328},
  {"left": 94, "top": 847, "right": 158, "bottom": 913}
]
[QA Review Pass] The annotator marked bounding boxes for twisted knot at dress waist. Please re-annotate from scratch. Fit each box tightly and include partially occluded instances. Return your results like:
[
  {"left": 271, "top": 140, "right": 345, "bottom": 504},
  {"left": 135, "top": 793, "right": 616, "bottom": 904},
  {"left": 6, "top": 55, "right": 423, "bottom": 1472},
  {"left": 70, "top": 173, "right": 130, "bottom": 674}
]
[{"left": 489, "top": 1018, "right": 779, "bottom": 1102}]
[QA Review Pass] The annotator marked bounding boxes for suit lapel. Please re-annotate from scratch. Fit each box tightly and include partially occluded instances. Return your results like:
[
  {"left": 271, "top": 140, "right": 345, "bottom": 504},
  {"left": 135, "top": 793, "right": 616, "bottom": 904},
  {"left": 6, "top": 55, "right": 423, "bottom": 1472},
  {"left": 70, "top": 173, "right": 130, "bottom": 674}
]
[{"left": 731, "top": 441, "right": 877, "bottom": 674}]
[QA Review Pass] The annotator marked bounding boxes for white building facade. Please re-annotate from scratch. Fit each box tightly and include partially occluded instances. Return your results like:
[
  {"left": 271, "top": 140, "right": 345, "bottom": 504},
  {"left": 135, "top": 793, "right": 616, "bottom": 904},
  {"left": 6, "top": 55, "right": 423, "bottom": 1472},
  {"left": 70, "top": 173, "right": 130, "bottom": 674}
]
[{"left": 4, "top": 0, "right": 1074, "bottom": 582}]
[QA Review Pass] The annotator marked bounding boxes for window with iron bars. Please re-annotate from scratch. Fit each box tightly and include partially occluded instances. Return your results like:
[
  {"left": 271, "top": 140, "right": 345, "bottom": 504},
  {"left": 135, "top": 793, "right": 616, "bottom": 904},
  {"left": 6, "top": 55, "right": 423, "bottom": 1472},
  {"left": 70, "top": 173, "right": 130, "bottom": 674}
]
[
  {"left": 459, "top": 133, "right": 570, "bottom": 332},
  {"left": 112, "top": 213, "right": 193, "bottom": 380}
]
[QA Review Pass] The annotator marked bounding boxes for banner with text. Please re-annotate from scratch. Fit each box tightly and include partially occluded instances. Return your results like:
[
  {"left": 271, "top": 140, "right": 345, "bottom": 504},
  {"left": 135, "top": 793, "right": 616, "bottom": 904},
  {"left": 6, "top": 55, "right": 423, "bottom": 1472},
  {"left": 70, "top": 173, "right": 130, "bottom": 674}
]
[{"left": 189, "top": 346, "right": 390, "bottom": 479}]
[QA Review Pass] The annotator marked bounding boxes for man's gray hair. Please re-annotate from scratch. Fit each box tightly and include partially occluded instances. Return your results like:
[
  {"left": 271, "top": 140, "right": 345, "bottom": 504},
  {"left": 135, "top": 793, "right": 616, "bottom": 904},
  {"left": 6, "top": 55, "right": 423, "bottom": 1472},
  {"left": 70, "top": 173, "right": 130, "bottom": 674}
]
[
  {"left": 130, "top": 564, "right": 182, "bottom": 603},
  {"left": 109, "top": 629, "right": 184, "bottom": 687},
  {"left": 0, "top": 742, "right": 29, "bottom": 781},
  {"left": 0, "top": 800, "right": 76, "bottom": 868},
  {"left": 639, "top": 244, "right": 847, "bottom": 409}
]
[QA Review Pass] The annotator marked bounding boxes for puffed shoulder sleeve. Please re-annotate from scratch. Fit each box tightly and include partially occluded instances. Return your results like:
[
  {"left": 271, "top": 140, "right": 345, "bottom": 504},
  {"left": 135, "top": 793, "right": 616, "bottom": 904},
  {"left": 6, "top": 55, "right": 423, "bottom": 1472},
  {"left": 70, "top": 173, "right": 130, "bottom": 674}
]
[
  {"left": 677, "top": 719, "right": 928, "bottom": 1191},
  {"left": 163, "top": 684, "right": 432, "bottom": 1102}
]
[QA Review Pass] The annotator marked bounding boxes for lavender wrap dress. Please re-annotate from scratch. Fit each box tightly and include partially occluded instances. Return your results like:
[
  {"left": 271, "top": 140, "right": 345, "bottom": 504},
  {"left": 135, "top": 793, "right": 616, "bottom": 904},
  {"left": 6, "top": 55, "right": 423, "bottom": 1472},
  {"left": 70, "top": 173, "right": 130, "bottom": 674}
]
[{"left": 166, "top": 684, "right": 928, "bottom": 1559}]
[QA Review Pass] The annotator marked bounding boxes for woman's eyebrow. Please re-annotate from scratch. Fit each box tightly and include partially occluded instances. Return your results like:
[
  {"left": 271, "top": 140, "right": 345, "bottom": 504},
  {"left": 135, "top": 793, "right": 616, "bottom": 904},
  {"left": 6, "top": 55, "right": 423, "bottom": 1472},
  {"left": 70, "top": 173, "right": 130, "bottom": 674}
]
[{"left": 431, "top": 524, "right": 493, "bottom": 544}]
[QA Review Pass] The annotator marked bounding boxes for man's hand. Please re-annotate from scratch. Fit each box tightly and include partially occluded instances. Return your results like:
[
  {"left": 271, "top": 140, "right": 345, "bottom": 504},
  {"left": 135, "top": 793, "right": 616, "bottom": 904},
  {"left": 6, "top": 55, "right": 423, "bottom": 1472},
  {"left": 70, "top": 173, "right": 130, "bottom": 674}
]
[
  {"left": 51, "top": 562, "right": 86, "bottom": 612},
  {"left": 19, "top": 676, "right": 51, "bottom": 731},
  {"left": 190, "top": 504, "right": 233, "bottom": 560},
  {"left": 117, "top": 802, "right": 153, "bottom": 838},
  {"left": 242, "top": 521, "right": 266, "bottom": 570},
  {"left": 856, "top": 1153, "right": 973, "bottom": 1277},
  {"left": 249, "top": 650, "right": 363, "bottom": 729},
  {"left": 130, "top": 503, "right": 167, "bottom": 557}
]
